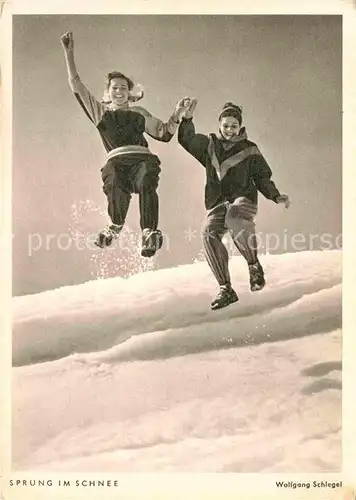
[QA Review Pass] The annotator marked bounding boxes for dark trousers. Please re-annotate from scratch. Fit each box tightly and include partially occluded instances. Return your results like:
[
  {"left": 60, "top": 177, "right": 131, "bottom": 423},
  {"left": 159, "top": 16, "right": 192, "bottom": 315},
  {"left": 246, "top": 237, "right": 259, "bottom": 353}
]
[{"left": 101, "top": 156, "right": 161, "bottom": 230}]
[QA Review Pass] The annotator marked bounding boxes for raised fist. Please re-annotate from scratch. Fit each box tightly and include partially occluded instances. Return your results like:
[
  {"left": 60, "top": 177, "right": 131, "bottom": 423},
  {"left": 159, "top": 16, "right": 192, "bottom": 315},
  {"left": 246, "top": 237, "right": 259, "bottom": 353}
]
[{"left": 61, "top": 31, "right": 74, "bottom": 51}]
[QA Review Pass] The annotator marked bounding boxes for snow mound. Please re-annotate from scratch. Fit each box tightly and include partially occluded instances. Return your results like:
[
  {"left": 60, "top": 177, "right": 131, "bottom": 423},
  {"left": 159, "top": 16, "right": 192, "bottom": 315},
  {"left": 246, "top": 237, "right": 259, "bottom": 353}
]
[
  {"left": 13, "top": 250, "right": 341, "bottom": 367},
  {"left": 12, "top": 250, "right": 342, "bottom": 472}
]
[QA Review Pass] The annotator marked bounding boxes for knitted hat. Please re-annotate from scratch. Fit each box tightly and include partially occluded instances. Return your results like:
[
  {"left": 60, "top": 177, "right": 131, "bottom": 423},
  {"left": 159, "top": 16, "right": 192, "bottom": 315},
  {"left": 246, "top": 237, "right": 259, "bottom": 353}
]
[{"left": 218, "top": 102, "right": 243, "bottom": 124}]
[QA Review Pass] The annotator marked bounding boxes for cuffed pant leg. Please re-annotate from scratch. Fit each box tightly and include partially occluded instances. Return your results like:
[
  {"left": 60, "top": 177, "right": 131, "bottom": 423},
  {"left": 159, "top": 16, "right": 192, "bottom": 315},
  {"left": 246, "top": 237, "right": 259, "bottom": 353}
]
[{"left": 202, "top": 203, "right": 231, "bottom": 287}]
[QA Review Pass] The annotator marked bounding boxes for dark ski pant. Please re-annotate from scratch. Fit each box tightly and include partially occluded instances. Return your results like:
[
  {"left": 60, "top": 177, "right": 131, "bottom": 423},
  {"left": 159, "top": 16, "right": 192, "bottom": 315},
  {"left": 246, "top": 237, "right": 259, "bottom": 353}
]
[
  {"left": 101, "top": 156, "right": 161, "bottom": 231},
  {"left": 202, "top": 197, "right": 258, "bottom": 287}
]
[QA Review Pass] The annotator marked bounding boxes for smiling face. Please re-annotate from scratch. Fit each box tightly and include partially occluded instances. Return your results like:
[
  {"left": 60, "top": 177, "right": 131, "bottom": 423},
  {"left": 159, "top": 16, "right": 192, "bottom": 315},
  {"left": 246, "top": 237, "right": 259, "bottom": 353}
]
[
  {"left": 108, "top": 77, "right": 130, "bottom": 108},
  {"left": 219, "top": 116, "right": 241, "bottom": 140}
]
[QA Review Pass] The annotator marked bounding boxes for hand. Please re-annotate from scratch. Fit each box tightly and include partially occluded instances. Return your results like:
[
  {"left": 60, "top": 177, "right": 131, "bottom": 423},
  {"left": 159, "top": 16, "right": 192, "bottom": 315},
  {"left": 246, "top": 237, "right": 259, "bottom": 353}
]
[
  {"left": 276, "top": 194, "right": 290, "bottom": 208},
  {"left": 184, "top": 97, "right": 198, "bottom": 119},
  {"left": 61, "top": 31, "right": 74, "bottom": 51},
  {"left": 174, "top": 96, "right": 193, "bottom": 121}
]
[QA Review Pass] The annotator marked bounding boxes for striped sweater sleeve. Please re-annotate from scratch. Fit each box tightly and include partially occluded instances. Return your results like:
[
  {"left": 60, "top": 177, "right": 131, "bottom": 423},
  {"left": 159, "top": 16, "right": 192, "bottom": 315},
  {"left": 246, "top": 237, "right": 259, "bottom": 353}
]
[
  {"left": 69, "top": 75, "right": 106, "bottom": 126},
  {"left": 132, "top": 106, "right": 180, "bottom": 143}
]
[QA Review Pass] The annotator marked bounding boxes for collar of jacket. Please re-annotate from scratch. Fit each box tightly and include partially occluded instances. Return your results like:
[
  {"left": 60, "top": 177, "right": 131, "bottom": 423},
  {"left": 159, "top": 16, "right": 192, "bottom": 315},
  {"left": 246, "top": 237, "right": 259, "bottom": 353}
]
[
  {"left": 207, "top": 133, "right": 261, "bottom": 181},
  {"left": 217, "top": 126, "right": 248, "bottom": 145},
  {"left": 106, "top": 102, "right": 130, "bottom": 111}
]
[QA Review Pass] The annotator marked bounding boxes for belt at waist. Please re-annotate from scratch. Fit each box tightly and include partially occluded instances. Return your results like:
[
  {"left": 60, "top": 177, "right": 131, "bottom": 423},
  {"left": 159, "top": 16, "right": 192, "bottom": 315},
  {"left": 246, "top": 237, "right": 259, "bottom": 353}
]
[{"left": 107, "top": 145, "right": 153, "bottom": 161}]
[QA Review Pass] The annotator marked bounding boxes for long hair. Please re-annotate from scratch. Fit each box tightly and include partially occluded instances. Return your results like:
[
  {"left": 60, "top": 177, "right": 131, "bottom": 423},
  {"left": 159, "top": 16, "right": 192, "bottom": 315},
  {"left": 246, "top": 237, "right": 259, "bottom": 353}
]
[{"left": 101, "top": 71, "right": 144, "bottom": 104}]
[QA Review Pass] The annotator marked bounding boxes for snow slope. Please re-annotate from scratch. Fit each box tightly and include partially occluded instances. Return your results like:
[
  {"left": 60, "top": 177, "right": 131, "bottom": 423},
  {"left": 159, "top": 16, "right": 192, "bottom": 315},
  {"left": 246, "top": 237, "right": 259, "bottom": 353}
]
[{"left": 12, "top": 250, "right": 342, "bottom": 472}]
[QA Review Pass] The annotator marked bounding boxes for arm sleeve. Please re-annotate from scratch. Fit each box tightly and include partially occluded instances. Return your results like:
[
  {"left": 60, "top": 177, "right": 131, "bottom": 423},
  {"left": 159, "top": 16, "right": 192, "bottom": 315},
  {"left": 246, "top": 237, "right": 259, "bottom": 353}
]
[
  {"left": 251, "top": 154, "right": 281, "bottom": 202},
  {"left": 177, "top": 117, "right": 209, "bottom": 165},
  {"left": 69, "top": 75, "right": 105, "bottom": 126},
  {"left": 133, "top": 106, "right": 180, "bottom": 142}
]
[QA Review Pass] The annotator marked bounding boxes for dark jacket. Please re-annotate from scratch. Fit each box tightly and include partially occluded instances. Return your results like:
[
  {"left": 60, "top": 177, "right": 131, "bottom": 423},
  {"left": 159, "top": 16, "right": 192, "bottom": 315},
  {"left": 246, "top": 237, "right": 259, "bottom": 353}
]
[
  {"left": 69, "top": 75, "right": 178, "bottom": 153},
  {"left": 178, "top": 117, "right": 281, "bottom": 210}
]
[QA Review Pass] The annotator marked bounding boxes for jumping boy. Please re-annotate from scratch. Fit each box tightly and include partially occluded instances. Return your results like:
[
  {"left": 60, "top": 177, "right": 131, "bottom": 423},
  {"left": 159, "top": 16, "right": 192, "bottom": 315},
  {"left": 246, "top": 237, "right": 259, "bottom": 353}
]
[
  {"left": 178, "top": 100, "right": 290, "bottom": 310},
  {"left": 61, "top": 31, "right": 189, "bottom": 257}
]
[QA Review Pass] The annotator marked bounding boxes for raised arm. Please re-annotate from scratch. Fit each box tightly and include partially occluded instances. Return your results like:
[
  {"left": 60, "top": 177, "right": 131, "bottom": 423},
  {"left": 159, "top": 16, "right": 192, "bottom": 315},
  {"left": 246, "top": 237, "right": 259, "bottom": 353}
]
[
  {"left": 178, "top": 117, "right": 209, "bottom": 163},
  {"left": 177, "top": 98, "right": 209, "bottom": 165},
  {"left": 60, "top": 31, "right": 105, "bottom": 125}
]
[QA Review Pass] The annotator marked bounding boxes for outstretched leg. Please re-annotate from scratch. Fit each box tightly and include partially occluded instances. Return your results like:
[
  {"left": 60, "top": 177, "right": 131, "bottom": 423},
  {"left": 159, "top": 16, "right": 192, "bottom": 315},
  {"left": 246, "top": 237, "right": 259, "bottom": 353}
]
[
  {"left": 133, "top": 161, "right": 160, "bottom": 231},
  {"left": 132, "top": 160, "right": 163, "bottom": 257},
  {"left": 225, "top": 197, "right": 265, "bottom": 291},
  {"left": 203, "top": 203, "right": 230, "bottom": 287},
  {"left": 202, "top": 203, "right": 239, "bottom": 310},
  {"left": 96, "top": 160, "right": 131, "bottom": 247}
]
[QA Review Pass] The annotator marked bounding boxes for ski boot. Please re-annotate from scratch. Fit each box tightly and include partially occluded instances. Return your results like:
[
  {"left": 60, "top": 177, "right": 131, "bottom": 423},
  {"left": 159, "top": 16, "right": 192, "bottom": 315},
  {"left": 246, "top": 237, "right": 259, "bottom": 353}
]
[
  {"left": 211, "top": 285, "right": 239, "bottom": 311},
  {"left": 94, "top": 224, "right": 122, "bottom": 248},
  {"left": 141, "top": 228, "right": 163, "bottom": 257},
  {"left": 248, "top": 260, "right": 265, "bottom": 291}
]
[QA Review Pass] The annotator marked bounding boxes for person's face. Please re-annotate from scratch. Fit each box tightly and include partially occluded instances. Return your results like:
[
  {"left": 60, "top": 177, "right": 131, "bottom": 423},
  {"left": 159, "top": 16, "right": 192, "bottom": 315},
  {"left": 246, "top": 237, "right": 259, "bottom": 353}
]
[
  {"left": 108, "top": 78, "right": 130, "bottom": 107},
  {"left": 219, "top": 116, "right": 241, "bottom": 140}
]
